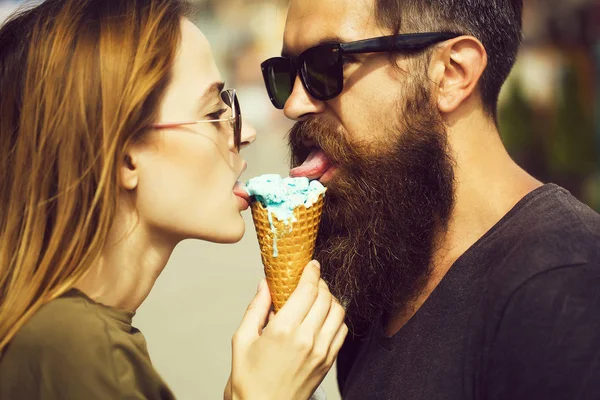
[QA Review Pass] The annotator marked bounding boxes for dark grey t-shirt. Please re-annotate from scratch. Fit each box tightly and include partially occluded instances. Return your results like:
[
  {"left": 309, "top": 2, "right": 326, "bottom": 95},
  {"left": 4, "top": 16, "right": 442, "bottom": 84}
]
[{"left": 337, "top": 184, "right": 600, "bottom": 400}]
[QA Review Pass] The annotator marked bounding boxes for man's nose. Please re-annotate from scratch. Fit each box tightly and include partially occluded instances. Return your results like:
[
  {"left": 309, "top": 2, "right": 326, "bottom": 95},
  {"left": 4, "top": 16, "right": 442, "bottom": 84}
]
[{"left": 283, "top": 75, "right": 326, "bottom": 121}]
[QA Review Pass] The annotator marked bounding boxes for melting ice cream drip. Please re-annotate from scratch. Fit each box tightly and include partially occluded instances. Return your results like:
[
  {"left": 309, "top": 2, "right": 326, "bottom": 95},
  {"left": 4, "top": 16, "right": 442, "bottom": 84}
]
[{"left": 246, "top": 174, "right": 326, "bottom": 256}]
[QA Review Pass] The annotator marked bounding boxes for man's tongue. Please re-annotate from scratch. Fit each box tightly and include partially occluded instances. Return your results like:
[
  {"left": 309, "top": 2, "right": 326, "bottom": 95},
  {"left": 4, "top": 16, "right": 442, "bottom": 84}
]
[{"left": 290, "top": 149, "right": 332, "bottom": 179}]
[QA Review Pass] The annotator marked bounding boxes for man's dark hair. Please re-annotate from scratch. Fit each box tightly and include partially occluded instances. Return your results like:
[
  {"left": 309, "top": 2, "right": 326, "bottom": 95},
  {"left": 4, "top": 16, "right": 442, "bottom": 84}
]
[{"left": 374, "top": 0, "right": 523, "bottom": 118}]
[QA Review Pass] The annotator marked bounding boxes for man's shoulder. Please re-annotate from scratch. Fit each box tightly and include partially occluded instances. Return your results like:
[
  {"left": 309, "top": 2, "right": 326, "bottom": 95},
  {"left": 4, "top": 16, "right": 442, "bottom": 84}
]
[
  {"left": 483, "top": 200, "right": 600, "bottom": 400},
  {"left": 530, "top": 184, "right": 600, "bottom": 243},
  {"left": 479, "top": 184, "right": 600, "bottom": 318},
  {"left": 509, "top": 183, "right": 597, "bottom": 237},
  {"left": 488, "top": 184, "right": 599, "bottom": 275}
]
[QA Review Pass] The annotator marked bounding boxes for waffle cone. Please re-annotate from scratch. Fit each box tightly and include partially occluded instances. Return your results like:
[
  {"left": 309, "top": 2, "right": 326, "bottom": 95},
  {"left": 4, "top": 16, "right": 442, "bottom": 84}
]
[{"left": 251, "top": 194, "right": 325, "bottom": 312}]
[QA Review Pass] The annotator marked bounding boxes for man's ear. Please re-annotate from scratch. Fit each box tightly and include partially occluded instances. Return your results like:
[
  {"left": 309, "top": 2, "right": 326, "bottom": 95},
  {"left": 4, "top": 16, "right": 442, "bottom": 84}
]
[
  {"left": 429, "top": 36, "right": 487, "bottom": 114},
  {"left": 119, "top": 151, "right": 139, "bottom": 191}
]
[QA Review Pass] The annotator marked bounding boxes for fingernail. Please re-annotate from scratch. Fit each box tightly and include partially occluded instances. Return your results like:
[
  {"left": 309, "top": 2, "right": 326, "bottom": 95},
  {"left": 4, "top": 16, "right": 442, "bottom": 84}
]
[{"left": 312, "top": 260, "right": 320, "bottom": 269}]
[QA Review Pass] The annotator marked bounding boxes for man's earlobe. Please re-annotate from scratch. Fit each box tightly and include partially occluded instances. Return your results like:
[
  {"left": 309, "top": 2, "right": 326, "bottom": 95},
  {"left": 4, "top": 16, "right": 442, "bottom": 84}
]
[{"left": 434, "top": 36, "right": 487, "bottom": 114}]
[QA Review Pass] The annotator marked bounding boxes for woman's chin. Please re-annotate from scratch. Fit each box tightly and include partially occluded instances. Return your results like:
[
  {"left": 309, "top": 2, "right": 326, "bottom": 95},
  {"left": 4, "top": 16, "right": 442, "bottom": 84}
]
[
  {"left": 195, "top": 221, "right": 246, "bottom": 244},
  {"left": 215, "top": 231, "right": 245, "bottom": 244}
]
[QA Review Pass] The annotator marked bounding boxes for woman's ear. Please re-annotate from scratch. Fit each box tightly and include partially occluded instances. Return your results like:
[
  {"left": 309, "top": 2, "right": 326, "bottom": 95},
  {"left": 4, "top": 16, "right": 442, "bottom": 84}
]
[
  {"left": 429, "top": 35, "right": 488, "bottom": 114},
  {"left": 120, "top": 152, "right": 139, "bottom": 191}
]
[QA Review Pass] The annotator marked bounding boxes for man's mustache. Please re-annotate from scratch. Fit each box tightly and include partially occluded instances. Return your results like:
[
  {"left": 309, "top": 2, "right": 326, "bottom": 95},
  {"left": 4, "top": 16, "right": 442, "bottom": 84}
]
[{"left": 288, "top": 118, "right": 356, "bottom": 168}]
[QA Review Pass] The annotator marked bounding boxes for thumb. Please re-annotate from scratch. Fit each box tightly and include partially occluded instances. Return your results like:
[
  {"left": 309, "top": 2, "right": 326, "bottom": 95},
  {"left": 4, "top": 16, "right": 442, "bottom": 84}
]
[{"left": 236, "top": 279, "right": 272, "bottom": 340}]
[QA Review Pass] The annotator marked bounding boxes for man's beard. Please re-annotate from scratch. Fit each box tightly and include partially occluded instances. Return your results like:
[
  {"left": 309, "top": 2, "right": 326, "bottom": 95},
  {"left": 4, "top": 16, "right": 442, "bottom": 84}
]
[{"left": 289, "top": 82, "right": 455, "bottom": 332}]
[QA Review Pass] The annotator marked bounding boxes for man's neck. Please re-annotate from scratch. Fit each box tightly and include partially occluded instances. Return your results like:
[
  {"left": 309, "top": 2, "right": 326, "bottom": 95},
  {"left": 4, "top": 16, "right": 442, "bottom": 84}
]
[{"left": 384, "top": 110, "right": 542, "bottom": 337}]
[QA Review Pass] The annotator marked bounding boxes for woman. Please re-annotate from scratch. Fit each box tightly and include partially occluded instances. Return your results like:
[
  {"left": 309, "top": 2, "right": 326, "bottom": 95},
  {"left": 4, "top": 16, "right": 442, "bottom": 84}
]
[{"left": 0, "top": 0, "right": 348, "bottom": 399}]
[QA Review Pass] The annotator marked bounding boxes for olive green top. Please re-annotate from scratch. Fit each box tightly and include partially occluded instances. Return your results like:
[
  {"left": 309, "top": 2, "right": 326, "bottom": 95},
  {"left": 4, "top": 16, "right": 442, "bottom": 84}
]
[{"left": 0, "top": 289, "right": 174, "bottom": 399}]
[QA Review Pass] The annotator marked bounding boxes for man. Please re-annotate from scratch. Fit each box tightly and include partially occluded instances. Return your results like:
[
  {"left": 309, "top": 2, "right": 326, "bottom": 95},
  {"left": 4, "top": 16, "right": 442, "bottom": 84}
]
[{"left": 259, "top": 0, "right": 600, "bottom": 399}]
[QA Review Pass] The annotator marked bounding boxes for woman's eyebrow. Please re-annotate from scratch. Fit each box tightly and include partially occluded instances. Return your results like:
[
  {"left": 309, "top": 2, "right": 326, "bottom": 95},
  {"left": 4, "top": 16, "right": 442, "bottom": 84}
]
[
  {"left": 197, "top": 81, "right": 226, "bottom": 111},
  {"left": 202, "top": 81, "right": 225, "bottom": 99}
]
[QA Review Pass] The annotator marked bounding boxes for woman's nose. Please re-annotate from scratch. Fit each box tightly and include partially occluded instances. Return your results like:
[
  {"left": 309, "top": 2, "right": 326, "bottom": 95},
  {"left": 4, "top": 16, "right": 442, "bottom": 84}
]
[{"left": 239, "top": 122, "right": 257, "bottom": 150}]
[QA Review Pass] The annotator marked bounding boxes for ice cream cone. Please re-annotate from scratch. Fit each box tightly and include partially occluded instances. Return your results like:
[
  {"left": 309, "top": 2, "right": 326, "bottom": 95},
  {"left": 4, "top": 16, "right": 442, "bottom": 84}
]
[{"left": 251, "top": 194, "right": 325, "bottom": 312}]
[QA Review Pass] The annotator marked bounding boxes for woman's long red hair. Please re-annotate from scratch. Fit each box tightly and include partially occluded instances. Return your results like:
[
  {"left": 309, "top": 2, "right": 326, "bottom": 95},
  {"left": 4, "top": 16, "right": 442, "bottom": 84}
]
[{"left": 0, "top": 0, "right": 189, "bottom": 352}]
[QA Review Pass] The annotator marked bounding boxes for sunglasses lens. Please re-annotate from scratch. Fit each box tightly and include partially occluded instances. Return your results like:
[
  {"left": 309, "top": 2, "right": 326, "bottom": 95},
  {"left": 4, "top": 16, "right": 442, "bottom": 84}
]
[
  {"left": 302, "top": 45, "right": 342, "bottom": 100},
  {"left": 262, "top": 58, "right": 294, "bottom": 109}
]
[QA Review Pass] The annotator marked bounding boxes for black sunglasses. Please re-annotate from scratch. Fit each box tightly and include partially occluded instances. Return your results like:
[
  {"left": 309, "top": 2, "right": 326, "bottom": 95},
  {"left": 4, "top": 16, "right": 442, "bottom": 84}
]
[{"left": 261, "top": 32, "right": 460, "bottom": 109}]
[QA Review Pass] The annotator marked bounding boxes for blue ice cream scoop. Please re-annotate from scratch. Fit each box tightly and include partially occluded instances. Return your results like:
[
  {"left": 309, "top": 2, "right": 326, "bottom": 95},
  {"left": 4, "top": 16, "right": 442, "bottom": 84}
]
[{"left": 245, "top": 174, "right": 326, "bottom": 224}]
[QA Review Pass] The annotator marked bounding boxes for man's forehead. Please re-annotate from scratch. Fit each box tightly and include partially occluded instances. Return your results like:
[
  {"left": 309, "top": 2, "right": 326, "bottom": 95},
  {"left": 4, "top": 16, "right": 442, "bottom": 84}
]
[{"left": 283, "top": 0, "right": 380, "bottom": 56}]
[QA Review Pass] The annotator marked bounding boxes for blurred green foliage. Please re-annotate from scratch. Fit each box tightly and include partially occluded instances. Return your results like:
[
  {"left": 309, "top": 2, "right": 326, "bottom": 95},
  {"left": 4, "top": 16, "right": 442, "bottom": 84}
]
[{"left": 499, "top": 51, "right": 599, "bottom": 211}]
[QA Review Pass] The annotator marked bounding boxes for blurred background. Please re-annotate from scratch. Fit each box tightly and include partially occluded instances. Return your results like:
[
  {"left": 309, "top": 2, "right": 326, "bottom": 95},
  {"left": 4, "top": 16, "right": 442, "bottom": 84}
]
[{"left": 1, "top": 0, "right": 599, "bottom": 399}]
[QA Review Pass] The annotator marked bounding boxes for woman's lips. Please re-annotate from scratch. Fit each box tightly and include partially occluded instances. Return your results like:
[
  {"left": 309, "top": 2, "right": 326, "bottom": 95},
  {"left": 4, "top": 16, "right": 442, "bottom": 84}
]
[
  {"left": 233, "top": 182, "right": 251, "bottom": 210},
  {"left": 290, "top": 148, "right": 336, "bottom": 183}
]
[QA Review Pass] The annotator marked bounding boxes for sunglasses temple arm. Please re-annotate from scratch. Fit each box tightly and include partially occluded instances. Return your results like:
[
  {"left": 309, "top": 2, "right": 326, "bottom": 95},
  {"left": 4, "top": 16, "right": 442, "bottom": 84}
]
[
  {"left": 341, "top": 32, "right": 461, "bottom": 54},
  {"left": 341, "top": 36, "right": 397, "bottom": 54}
]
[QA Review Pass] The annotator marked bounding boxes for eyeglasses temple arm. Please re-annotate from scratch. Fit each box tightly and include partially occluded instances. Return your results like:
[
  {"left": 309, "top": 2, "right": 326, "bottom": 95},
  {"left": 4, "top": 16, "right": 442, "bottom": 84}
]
[{"left": 151, "top": 118, "right": 232, "bottom": 129}]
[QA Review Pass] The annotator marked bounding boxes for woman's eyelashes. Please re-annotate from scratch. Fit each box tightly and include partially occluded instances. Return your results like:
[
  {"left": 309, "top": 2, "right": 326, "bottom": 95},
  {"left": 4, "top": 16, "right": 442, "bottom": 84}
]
[{"left": 208, "top": 108, "right": 227, "bottom": 121}]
